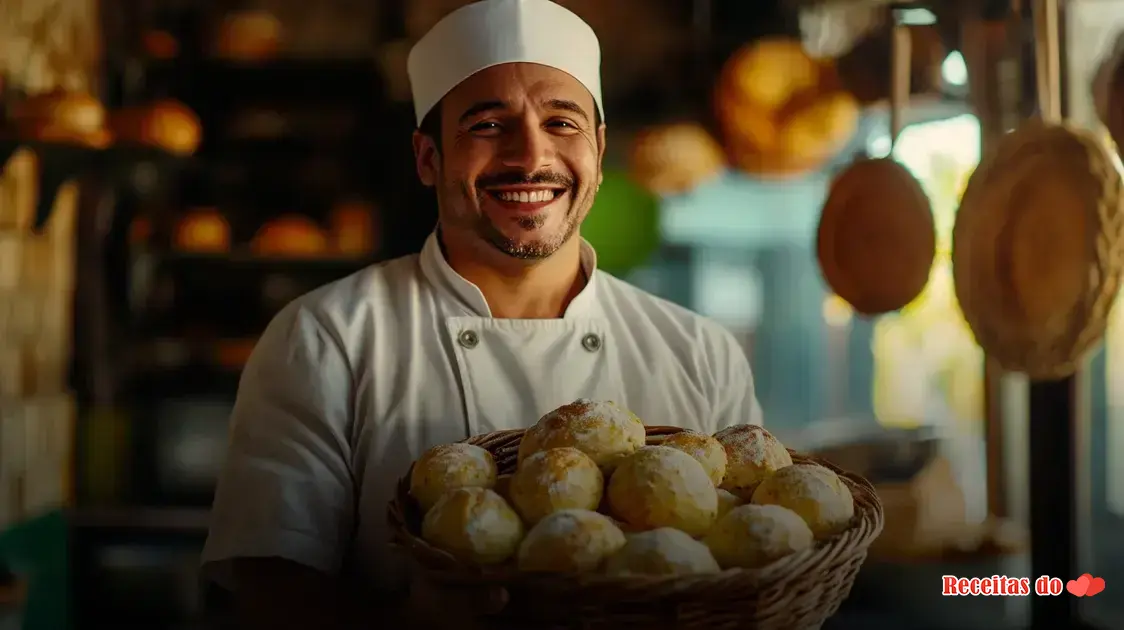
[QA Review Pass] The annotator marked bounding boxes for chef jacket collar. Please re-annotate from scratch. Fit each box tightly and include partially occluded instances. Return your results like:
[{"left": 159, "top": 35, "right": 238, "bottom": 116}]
[{"left": 419, "top": 230, "right": 600, "bottom": 318}]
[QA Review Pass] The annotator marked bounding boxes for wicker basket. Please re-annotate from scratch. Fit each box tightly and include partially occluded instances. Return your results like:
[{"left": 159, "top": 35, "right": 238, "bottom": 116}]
[
  {"left": 951, "top": 121, "right": 1124, "bottom": 379},
  {"left": 388, "top": 426, "right": 884, "bottom": 630}
]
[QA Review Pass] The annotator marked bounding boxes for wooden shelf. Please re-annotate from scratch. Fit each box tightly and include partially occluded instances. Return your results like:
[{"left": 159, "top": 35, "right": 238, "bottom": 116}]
[{"left": 137, "top": 57, "right": 385, "bottom": 106}]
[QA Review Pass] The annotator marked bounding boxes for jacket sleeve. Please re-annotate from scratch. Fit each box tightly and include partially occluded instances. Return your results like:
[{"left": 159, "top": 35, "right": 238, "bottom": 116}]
[
  {"left": 708, "top": 326, "right": 765, "bottom": 432},
  {"left": 200, "top": 302, "right": 356, "bottom": 590}
]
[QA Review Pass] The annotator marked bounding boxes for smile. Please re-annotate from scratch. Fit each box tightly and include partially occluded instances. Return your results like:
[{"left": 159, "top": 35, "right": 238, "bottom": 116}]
[
  {"left": 484, "top": 187, "right": 567, "bottom": 211},
  {"left": 493, "top": 189, "right": 558, "bottom": 202}
]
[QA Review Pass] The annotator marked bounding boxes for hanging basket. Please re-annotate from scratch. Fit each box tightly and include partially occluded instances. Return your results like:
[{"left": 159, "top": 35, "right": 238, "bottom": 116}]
[
  {"left": 817, "top": 158, "right": 937, "bottom": 315},
  {"left": 952, "top": 121, "right": 1124, "bottom": 379}
]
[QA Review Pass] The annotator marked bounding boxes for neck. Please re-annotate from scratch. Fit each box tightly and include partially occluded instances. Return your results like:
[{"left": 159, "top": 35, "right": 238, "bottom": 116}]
[{"left": 440, "top": 230, "right": 586, "bottom": 319}]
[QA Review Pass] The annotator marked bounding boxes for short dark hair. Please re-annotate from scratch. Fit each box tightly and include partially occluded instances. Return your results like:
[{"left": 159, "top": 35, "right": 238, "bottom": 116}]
[{"left": 418, "top": 100, "right": 602, "bottom": 152}]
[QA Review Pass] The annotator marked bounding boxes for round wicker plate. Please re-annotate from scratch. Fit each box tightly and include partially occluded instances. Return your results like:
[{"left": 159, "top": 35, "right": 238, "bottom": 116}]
[
  {"left": 817, "top": 157, "right": 936, "bottom": 315},
  {"left": 388, "top": 426, "right": 885, "bottom": 630},
  {"left": 952, "top": 121, "right": 1124, "bottom": 379}
]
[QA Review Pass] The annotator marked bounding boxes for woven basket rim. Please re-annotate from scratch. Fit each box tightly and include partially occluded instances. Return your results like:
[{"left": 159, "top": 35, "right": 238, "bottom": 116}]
[
  {"left": 387, "top": 425, "right": 885, "bottom": 593},
  {"left": 951, "top": 120, "right": 1124, "bottom": 379}
]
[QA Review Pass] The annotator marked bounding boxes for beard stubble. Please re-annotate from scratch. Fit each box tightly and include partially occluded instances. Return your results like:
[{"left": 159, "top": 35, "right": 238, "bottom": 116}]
[{"left": 440, "top": 171, "right": 592, "bottom": 260}]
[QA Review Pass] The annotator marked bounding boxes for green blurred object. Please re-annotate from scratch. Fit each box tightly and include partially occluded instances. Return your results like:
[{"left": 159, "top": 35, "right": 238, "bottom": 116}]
[
  {"left": 580, "top": 170, "right": 661, "bottom": 276},
  {"left": 0, "top": 510, "right": 69, "bottom": 630}
]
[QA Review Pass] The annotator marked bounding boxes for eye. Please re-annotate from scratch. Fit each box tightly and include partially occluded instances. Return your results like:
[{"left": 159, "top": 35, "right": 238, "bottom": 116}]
[
  {"left": 469, "top": 121, "right": 501, "bottom": 134},
  {"left": 547, "top": 119, "right": 582, "bottom": 133}
]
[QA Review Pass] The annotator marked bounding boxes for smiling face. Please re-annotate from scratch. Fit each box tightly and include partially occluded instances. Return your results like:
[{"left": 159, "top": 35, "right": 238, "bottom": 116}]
[{"left": 413, "top": 62, "right": 605, "bottom": 261}]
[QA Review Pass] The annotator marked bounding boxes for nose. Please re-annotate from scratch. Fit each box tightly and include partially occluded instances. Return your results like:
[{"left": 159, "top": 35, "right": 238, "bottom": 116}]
[{"left": 499, "top": 121, "right": 554, "bottom": 172}]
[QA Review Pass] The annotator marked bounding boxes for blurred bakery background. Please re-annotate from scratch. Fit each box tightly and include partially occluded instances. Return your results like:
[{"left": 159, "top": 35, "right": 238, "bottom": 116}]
[{"left": 0, "top": 0, "right": 1122, "bottom": 628}]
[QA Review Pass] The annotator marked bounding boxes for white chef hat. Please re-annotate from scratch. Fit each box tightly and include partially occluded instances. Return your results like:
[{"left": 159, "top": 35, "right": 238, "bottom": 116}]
[{"left": 406, "top": 0, "right": 603, "bottom": 126}]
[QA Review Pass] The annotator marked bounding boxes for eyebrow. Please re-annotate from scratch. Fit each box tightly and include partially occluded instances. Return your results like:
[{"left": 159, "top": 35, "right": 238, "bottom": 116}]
[
  {"left": 544, "top": 99, "right": 590, "bottom": 123},
  {"left": 457, "top": 98, "right": 591, "bottom": 125},
  {"left": 458, "top": 100, "right": 506, "bottom": 124}
]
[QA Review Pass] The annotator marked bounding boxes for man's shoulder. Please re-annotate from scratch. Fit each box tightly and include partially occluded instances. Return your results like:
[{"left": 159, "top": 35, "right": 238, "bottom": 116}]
[
  {"left": 274, "top": 252, "right": 423, "bottom": 336},
  {"left": 595, "top": 272, "right": 742, "bottom": 357}
]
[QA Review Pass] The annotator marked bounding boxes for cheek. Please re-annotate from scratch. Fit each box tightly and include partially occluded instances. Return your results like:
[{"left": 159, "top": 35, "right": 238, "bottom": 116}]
[
  {"left": 564, "top": 143, "right": 600, "bottom": 184},
  {"left": 435, "top": 161, "right": 480, "bottom": 201},
  {"left": 439, "top": 180, "right": 479, "bottom": 213},
  {"left": 448, "top": 140, "right": 496, "bottom": 174}
]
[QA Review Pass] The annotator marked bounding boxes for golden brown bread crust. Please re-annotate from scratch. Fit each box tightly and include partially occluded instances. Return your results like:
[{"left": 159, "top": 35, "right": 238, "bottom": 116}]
[
  {"left": 252, "top": 215, "right": 330, "bottom": 258},
  {"left": 111, "top": 100, "right": 201, "bottom": 155},
  {"left": 173, "top": 208, "right": 231, "bottom": 253},
  {"left": 713, "top": 424, "right": 792, "bottom": 501},
  {"left": 714, "top": 39, "right": 859, "bottom": 177},
  {"left": 628, "top": 123, "right": 725, "bottom": 195},
  {"left": 12, "top": 91, "right": 110, "bottom": 146}
]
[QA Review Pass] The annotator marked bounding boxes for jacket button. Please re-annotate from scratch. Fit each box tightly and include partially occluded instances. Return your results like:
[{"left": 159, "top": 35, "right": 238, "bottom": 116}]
[
  {"left": 581, "top": 333, "right": 602, "bottom": 352},
  {"left": 458, "top": 330, "right": 479, "bottom": 349}
]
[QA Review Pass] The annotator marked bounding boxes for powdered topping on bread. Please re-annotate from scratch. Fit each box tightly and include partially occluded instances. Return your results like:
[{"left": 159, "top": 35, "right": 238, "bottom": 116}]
[
  {"left": 535, "top": 509, "right": 610, "bottom": 539},
  {"left": 540, "top": 399, "right": 642, "bottom": 443},
  {"left": 738, "top": 504, "right": 814, "bottom": 557},
  {"left": 607, "top": 446, "right": 719, "bottom": 536},
  {"left": 604, "top": 528, "right": 720, "bottom": 575},
  {"left": 517, "top": 509, "right": 626, "bottom": 572},
  {"left": 428, "top": 443, "right": 494, "bottom": 475},
  {"left": 422, "top": 487, "right": 523, "bottom": 564},
  {"left": 519, "top": 399, "right": 646, "bottom": 469},
  {"left": 768, "top": 464, "right": 842, "bottom": 505},
  {"left": 509, "top": 447, "right": 604, "bottom": 523},
  {"left": 460, "top": 489, "right": 517, "bottom": 547},
  {"left": 523, "top": 447, "right": 599, "bottom": 496},
  {"left": 751, "top": 464, "right": 855, "bottom": 537},
  {"left": 714, "top": 425, "right": 785, "bottom": 467},
  {"left": 661, "top": 430, "right": 728, "bottom": 485},
  {"left": 662, "top": 431, "right": 710, "bottom": 460},
  {"left": 702, "top": 503, "right": 813, "bottom": 568},
  {"left": 410, "top": 443, "right": 497, "bottom": 511},
  {"left": 713, "top": 424, "right": 792, "bottom": 499},
  {"left": 637, "top": 446, "right": 717, "bottom": 507}
]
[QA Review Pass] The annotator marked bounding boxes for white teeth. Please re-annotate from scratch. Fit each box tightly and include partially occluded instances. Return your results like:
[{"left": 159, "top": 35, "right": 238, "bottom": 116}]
[{"left": 496, "top": 189, "right": 556, "bottom": 203}]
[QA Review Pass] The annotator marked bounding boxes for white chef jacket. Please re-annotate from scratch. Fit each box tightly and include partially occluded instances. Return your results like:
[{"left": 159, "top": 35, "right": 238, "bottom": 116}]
[{"left": 201, "top": 231, "right": 763, "bottom": 593}]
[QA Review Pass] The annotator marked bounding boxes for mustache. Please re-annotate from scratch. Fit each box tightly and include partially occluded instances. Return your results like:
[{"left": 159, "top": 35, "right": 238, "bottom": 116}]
[{"left": 476, "top": 170, "right": 574, "bottom": 189}]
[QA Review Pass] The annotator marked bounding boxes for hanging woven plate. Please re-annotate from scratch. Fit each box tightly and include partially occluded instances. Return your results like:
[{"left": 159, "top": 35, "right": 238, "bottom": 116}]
[
  {"left": 817, "top": 158, "right": 936, "bottom": 314},
  {"left": 951, "top": 121, "right": 1124, "bottom": 379},
  {"left": 816, "top": 18, "right": 935, "bottom": 315},
  {"left": 953, "top": 0, "right": 1124, "bottom": 379}
]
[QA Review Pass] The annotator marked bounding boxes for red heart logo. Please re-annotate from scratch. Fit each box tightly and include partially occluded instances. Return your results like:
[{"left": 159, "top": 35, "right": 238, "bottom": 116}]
[
  {"left": 1086, "top": 577, "right": 1106, "bottom": 597},
  {"left": 1067, "top": 575, "right": 1091, "bottom": 597}
]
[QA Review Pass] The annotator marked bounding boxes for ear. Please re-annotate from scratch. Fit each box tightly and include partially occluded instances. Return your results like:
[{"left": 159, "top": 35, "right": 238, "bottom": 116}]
[
  {"left": 413, "top": 130, "right": 439, "bottom": 187},
  {"left": 596, "top": 123, "right": 607, "bottom": 187}
]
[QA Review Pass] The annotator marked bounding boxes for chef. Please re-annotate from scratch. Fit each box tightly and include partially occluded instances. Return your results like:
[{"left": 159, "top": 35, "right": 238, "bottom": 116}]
[{"left": 201, "top": 0, "right": 763, "bottom": 627}]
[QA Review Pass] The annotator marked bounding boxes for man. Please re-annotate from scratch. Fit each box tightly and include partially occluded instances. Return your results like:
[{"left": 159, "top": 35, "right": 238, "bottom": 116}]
[{"left": 201, "top": 0, "right": 763, "bottom": 627}]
